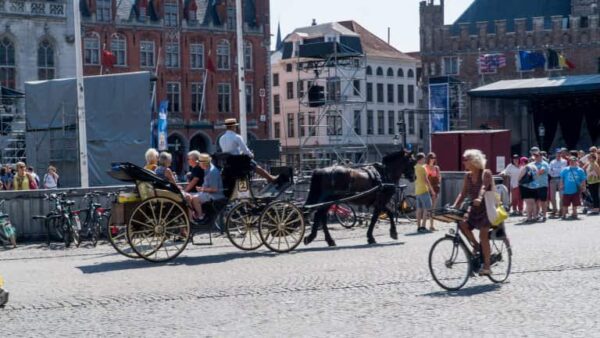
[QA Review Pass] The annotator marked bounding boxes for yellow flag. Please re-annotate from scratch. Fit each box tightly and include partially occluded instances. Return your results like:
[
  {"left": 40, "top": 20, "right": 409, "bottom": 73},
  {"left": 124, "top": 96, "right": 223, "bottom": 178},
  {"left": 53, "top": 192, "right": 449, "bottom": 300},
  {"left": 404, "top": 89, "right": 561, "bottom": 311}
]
[{"left": 559, "top": 54, "right": 567, "bottom": 69}]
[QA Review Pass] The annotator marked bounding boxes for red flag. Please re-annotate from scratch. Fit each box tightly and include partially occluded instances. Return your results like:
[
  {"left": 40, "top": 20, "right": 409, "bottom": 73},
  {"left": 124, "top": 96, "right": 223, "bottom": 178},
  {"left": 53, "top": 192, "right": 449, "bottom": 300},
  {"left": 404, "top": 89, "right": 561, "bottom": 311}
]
[
  {"left": 206, "top": 50, "right": 216, "bottom": 73},
  {"left": 101, "top": 49, "right": 117, "bottom": 68}
]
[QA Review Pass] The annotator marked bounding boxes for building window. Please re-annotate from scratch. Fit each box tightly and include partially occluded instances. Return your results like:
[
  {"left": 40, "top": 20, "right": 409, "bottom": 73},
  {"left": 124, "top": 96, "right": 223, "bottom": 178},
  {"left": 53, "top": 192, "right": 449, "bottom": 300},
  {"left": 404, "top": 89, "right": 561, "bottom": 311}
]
[
  {"left": 37, "top": 40, "right": 55, "bottom": 80},
  {"left": 327, "top": 114, "right": 342, "bottom": 136},
  {"left": 286, "top": 82, "right": 294, "bottom": 99},
  {"left": 377, "top": 111, "right": 384, "bottom": 135},
  {"left": 443, "top": 56, "right": 459, "bottom": 75},
  {"left": 397, "top": 68, "right": 404, "bottom": 77},
  {"left": 286, "top": 63, "right": 293, "bottom": 72},
  {"left": 398, "top": 84, "right": 404, "bottom": 103},
  {"left": 217, "top": 40, "right": 230, "bottom": 70},
  {"left": 190, "top": 43, "right": 204, "bottom": 69},
  {"left": 140, "top": 40, "right": 155, "bottom": 68},
  {"left": 273, "top": 94, "right": 281, "bottom": 114},
  {"left": 217, "top": 83, "right": 231, "bottom": 113},
  {"left": 245, "top": 84, "right": 253, "bottom": 114},
  {"left": 388, "top": 111, "right": 395, "bottom": 135},
  {"left": 191, "top": 82, "right": 204, "bottom": 115},
  {"left": 226, "top": 6, "right": 236, "bottom": 30},
  {"left": 366, "top": 82, "right": 373, "bottom": 102},
  {"left": 0, "top": 37, "right": 16, "bottom": 89},
  {"left": 308, "top": 112, "right": 316, "bottom": 136},
  {"left": 354, "top": 110, "right": 362, "bottom": 135},
  {"left": 110, "top": 34, "right": 127, "bottom": 66},
  {"left": 376, "top": 83, "right": 384, "bottom": 103},
  {"left": 273, "top": 73, "right": 279, "bottom": 87},
  {"left": 353, "top": 80, "right": 361, "bottom": 96},
  {"left": 96, "top": 0, "right": 111, "bottom": 22},
  {"left": 84, "top": 33, "right": 100, "bottom": 65},
  {"left": 298, "top": 112, "right": 305, "bottom": 137},
  {"left": 387, "top": 84, "right": 394, "bottom": 103},
  {"left": 244, "top": 41, "right": 253, "bottom": 70},
  {"left": 166, "top": 82, "right": 181, "bottom": 113},
  {"left": 165, "top": 41, "right": 180, "bottom": 68},
  {"left": 408, "top": 110, "right": 415, "bottom": 135},
  {"left": 408, "top": 85, "right": 415, "bottom": 104},
  {"left": 274, "top": 122, "right": 281, "bottom": 139},
  {"left": 287, "top": 113, "right": 295, "bottom": 138},
  {"left": 367, "top": 110, "right": 374, "bottom": 135},
  {"left": 297, "top": 80, "right": 304, "bottom": 98},
  {"left": 408, "top": 69, "right": 414, "bottom": 78},
  {"left": 366, "top": 66, "right": 372, "bottom": 75},
  {"left": 387, "top": 67, "right": 394, "bottom": 77},
  {"left": 326, "top": 77, "right": 340, "bottom": 102},
  {"left": 376, "top": 67, "right": 383, "bottom": 76},
  {"left": 164, "top": 2, "right": 179, "bottom": 27}
]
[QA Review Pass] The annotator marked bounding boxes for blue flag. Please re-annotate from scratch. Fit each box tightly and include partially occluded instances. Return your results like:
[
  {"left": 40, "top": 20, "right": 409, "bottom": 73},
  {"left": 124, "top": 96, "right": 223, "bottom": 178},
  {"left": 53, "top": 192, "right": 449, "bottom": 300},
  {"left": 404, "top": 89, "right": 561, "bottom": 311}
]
[
  {"left": 518, "top": 51, "right": 546, "bottom": 71},
  {"left": 157, "top": 100, "right": 169, "bottom": 151}
]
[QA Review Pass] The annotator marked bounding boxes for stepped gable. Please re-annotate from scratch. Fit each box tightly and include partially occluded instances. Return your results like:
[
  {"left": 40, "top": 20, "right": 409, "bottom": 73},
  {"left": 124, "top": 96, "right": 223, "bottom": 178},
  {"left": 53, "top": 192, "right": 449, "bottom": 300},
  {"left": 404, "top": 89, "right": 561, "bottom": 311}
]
[{"left": 338, "top": 20, "right": 416, "bottom": 61}]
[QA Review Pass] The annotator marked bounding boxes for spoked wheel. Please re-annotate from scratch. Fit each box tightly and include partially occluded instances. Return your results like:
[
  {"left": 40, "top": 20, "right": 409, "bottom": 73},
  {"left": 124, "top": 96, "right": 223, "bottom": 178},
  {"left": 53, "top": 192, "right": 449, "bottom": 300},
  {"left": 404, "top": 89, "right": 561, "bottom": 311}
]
[
  {"left": 258, "top": 201, "right": 305, "bottom": 253},
  {"left": 399, "top": 195, "right": 417, "bottom": 221},
  {"left": 62, "top": 218, "right": 72, "bottom": 248},
  {"left": 71, "top": 214, "right": 82, "bottom": 248},
  {"left": 107, "top": 212, "right": 140, "bottom": 259},
  {"left": 127, "top": 197, "right": 190, "bottom": 263},
  {"left": 226, "top": 202, "right": 263, "bottom": 251},
  {"left": 428, "top": 236, "right": 472, "bottom": 291},
  {"left": 488, "top": 236, "right": 512, "bottom": 284},
  {"left": 332, "top": 203, "right": 357, "bottom": 229},
  {"left": 90, "top": 217, "right": 101, "bottom": 247}
]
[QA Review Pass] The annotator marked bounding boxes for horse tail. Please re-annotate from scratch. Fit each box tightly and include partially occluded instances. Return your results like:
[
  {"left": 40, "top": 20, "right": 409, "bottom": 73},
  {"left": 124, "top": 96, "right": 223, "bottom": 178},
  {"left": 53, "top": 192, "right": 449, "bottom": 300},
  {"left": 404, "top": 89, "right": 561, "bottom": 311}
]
[{"left": 305, "top": 170, "right": 325, "bottom": 206}]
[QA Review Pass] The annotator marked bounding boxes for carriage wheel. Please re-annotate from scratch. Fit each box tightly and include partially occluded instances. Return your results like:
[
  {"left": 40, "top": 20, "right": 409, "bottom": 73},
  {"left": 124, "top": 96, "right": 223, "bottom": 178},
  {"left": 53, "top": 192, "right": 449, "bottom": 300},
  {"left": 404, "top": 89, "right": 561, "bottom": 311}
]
[
  {"left": 107, "top": 211, "right": 140, "bottom": 259},
  {"left": 258, "top": 202, "right": 305, "bottom": 253},
  {"left": 226, "top": 202, "right": 263, "bottom": 251},
  {"left": 127, "top": 197, "right": 190, "bottom": 263}
]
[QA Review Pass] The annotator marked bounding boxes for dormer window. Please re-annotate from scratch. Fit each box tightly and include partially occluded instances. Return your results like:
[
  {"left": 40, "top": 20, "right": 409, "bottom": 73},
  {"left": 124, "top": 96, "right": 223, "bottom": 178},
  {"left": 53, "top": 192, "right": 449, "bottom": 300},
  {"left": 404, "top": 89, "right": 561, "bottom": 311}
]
[
  {"left": 96, "top": 0, "right": 111, "bottom": 22},
  {"left": 164, "top": 1, "right": 179, "bottom": 27}
]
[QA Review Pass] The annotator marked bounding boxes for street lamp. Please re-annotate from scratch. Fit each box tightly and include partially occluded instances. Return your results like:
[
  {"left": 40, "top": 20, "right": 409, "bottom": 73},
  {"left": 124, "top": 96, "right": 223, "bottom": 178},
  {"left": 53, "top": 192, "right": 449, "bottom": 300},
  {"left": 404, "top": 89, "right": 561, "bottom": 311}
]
[
  {"left": 393, "top": 134, "right": 400, "bottom": 146},
  {"left": 538, "top": 123, "right": 546, "bottom": 151}
]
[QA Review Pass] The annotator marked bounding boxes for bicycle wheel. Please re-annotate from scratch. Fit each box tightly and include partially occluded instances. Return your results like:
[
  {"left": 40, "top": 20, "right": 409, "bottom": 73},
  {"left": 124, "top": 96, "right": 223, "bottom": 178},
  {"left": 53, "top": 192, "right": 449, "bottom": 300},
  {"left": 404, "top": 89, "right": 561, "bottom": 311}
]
[
  {"left": 62, "top": 217, "right": 72, "bottom": 248},
  {"left": 226, "top": 202, "right": 263, "bottom": 251},
  {"left": 334, "top": 203, "right": 357, "bottom": 229},
  {"left": 400, "top": 195, "right": 417, "bottom": 221},
  {"left": 428, "top": 236, "right": 472, "bottom": 291},
  {"left": 90, "top": 216, "right": 101, "bottom": 247},
  {"left": 487, "top": 237, "right": 512, "bottom": 284},
  {"left": 107, "top": 211, "right": 140, "bottom": 259},
  {"left": 70, "top": 214, "right": 82, "bottom": 248}
]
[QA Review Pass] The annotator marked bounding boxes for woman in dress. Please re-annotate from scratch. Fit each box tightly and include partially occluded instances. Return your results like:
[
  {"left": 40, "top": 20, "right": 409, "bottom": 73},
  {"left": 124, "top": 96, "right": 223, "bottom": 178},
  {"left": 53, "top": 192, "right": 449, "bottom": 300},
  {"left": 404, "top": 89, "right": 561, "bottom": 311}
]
[{"left": 425, "top": 152, "right": 441, "bottom": 231}]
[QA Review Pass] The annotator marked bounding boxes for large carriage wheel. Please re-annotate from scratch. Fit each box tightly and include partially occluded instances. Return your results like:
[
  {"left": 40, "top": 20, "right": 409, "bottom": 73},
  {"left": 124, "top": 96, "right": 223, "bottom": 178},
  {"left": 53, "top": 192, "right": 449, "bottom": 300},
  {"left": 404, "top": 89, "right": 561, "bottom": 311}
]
[
  {"left": 258, "top": 201, "right": 305, "bottom": 253},
  {"left": 127, "top": 197, "right": 190, "bottom": 263},
  {"left": 226, "top": 202, "right": 263, "bottom": 251},
  {"left": 107, "top": 211, "right": 140, "bottom": 259}
]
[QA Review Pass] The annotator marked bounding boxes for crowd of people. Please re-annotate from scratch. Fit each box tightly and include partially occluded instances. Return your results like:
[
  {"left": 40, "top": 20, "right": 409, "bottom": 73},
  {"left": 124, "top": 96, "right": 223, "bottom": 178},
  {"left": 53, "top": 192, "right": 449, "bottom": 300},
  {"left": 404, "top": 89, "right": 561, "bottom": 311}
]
[{"left": 0, "top": 162, "right": 59, "bottom": 191}]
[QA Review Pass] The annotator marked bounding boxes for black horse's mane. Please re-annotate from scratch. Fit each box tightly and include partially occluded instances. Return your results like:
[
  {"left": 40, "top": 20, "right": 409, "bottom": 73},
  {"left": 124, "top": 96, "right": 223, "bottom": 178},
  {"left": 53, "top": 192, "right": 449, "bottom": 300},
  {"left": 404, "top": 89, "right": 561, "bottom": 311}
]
[{"left": 382, "top": 150, "right": 407, "bottom": 165}]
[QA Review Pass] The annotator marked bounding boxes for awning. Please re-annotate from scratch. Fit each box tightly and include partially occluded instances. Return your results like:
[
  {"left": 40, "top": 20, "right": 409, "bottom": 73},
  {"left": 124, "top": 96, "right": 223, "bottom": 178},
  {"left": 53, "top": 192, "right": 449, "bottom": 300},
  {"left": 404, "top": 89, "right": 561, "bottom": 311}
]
[
  {"left": 0, "top": 86, "right": 25, "bottom": 98},
  {"left": 468, "top": 74, "right": 600, "bottom": 99}
]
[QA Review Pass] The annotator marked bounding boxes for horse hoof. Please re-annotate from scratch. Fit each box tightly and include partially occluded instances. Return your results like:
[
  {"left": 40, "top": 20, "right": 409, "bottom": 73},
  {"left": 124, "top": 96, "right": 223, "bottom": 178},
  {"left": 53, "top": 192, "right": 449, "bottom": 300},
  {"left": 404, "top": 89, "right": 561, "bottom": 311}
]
[
  {"left": 390, "top": 231, "right": 398, "bottom": 240},
  {"left": 368, "top": 238, "right": 377, "bottom": 245},
  {"left": 326, "top": 240, "right": 337, "bottom": 247},
  {"left": 304, "top": 235, "right": 315, "bottom": 246}
]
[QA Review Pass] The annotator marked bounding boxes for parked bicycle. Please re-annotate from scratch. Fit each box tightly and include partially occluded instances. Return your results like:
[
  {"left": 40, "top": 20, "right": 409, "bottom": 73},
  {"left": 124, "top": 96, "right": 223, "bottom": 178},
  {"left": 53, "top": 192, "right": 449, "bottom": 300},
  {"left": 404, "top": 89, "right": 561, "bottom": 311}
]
[
  {"left": 428, "top": 201, "right": 512, "bottom": 291},
  {"left": 0, "top": 200, "right": 16, "bottom": 249},
  {"left": 33, "top": 193, "right": 81, "bottom": 248},
  {"left": 328, "top": 203, "right": 357, "bottom": 229},
  {"left": 385, "top": 184, "right": 417, "bottom": 223},
  {"left": 78, "top": 191, "right": 112, "bottom": 247}
]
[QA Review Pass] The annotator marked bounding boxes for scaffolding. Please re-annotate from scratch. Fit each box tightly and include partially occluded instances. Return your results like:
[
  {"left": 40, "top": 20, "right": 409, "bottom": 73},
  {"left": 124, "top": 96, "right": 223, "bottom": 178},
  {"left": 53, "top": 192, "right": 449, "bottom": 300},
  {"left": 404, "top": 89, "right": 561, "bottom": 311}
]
[
  {"left": 294, "top": 42, "right": 374, "bottom": 177},
  {"left": 0, "top": 98, "right": 26, "bottom": 164}
]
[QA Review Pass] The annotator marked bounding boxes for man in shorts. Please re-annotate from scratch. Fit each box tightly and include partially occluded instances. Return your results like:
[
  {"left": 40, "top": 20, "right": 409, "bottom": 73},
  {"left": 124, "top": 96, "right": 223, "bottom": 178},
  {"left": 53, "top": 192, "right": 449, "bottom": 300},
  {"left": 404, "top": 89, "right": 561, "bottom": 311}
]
[
  {"left": 559, "top": 156, "right": 587, "bottom": 219},
  {"left": 414, "top": 153, "right": 436, "bottom": 233},
  {"left": 191, "top": 154, "right": 225, "bottom": 221},
  {"left": 529, "top": 147, "right": 550, "bottom": 222}
]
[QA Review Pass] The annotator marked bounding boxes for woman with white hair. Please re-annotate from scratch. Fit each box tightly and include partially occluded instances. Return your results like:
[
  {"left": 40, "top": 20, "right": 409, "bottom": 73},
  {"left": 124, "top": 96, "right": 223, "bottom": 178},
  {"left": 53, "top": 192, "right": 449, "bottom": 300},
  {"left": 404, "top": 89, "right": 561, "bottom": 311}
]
[
  {"left": 453, "top": 149, "right": 494, "bottom": 276},
  {"left": 144, "top": 148, "right": 159, "bottom": 172},
  {"left": 155, "top": 152, "right": 177, "bottom": 185}
]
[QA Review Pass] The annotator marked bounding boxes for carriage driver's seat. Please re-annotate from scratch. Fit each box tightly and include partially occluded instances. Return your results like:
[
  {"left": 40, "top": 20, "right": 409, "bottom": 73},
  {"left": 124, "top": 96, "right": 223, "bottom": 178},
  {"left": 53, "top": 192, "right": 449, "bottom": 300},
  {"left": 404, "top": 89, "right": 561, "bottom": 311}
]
[{"left": 212, "top": 153, "right": 254, "bottom": 199}]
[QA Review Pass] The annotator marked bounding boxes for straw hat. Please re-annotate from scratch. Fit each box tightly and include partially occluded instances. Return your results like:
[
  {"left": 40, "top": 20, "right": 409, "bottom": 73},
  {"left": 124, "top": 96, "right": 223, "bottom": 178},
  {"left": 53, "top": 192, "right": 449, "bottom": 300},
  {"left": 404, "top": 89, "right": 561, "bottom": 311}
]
[
  {"left": 198, "top": 153, "right": 211, "bottom": 164},
  {"left": 224, "top": 118, "right": 239, "bottom": 127}
]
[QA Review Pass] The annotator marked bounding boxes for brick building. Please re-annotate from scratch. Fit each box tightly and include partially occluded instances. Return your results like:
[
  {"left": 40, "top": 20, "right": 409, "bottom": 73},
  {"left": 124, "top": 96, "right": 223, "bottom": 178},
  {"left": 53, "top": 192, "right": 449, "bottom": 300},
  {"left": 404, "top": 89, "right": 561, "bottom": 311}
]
[
  {"left": 419, "top": 0, "right": 600, "bottom": 153},
  {"left": 80, "top": 0, "right": 270, "bottom": 174}
]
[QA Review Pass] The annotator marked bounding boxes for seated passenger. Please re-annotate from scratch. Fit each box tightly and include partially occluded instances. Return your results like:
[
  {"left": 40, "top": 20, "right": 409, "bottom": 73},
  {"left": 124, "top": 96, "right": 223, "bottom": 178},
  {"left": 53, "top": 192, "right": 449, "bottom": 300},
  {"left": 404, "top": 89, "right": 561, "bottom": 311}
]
[
  {"left": 144, "top": 148, "right": 159, "bottom": 172},
  {"left": 155, "top": 152, "right": 177, "bottom": 185},
  {"left": 191, "top": 154, "right": 225, "bottom": 221}
]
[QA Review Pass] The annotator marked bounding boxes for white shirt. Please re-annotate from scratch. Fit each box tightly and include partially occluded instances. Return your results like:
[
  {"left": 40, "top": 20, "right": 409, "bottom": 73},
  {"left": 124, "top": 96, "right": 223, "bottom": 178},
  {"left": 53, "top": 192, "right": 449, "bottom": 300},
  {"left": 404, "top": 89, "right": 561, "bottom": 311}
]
[
  {"left": 501, "top": 163, "right": 521, "bottom": 189},
  {"left": 549, "top": 158, "right": 567, "bottom": 178},
  {"left": 219, "top": 130, "right": 253, "bottom": 156}
]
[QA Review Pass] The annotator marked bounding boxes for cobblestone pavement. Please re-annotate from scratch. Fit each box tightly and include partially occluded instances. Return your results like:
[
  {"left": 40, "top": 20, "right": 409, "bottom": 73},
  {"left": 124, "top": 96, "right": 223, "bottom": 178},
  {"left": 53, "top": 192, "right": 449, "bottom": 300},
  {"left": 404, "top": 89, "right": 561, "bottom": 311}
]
[{"left": 2, "top": 215, "right": 600, "bottom": 337}]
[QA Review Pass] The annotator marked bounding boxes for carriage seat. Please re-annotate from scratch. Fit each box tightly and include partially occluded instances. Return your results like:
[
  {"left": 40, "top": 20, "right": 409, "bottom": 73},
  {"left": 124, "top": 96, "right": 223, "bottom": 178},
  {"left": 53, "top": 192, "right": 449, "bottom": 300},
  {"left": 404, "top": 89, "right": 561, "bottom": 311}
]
[{"left": 213, "top": 153, "right": 254, "bottom": 179}]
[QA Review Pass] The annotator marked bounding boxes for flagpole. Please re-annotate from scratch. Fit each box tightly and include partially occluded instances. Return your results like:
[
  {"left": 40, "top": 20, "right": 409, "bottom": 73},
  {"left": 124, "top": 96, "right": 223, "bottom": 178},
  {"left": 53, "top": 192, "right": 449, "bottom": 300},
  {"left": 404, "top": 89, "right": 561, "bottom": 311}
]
[
  {"left": 235, "top": 0, "right": 247, "bottom": 142},
  {"left": 73, "top": 1, "right": 89, "bottom": 187},
  {"left": 199, "top": 69, "right": 208, "bottom": 122}
]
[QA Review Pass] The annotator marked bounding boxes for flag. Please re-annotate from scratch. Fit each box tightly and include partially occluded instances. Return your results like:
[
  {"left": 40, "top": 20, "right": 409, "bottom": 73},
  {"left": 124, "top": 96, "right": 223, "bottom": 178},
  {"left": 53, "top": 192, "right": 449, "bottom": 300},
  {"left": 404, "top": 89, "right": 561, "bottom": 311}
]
[
  {"left": 157, "top": 100, "right": 169, "bottom": 151},
  {"left": 101, "top": 50, "right": 117, "bottom": 68},
  {"left": 478, "top": 53, "right": 507, "bottom": 73},
  {"left": 547, "top": 49, "right": 560, "bottom": 69},
  {"left": 559, "top": 53, "right": 576, "bottom": 70},
  {"left": 517, "top": 51, "right": 546, "bottom": 71},
  {"left": 206, "top": 50, "right": 216, "bottom": 73}
]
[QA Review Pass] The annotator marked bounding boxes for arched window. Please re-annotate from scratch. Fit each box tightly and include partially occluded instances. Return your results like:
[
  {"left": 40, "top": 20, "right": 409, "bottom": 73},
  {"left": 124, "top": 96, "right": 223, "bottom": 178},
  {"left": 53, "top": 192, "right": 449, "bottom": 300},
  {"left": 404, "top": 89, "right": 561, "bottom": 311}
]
[
  {"left": 366, "top": 66, "right": 372, "bottom": 75},
  {"left": 407, "top": 69, "right": 414, "bottom": 78},
  {"left": 244, "top": 40, "right": 252, "bottom": 70},
  {"left": 37, "top": 39, "right": 55, "bottom": 80},
  {"left": 216, "top": 40, "right": 230, "bottom": 70},
  {"left": 0, "top": 37, "right": 16, "bottom": 88},
  {"left": 83, "top": 32, "right": 100, "bottom": 65},
  {"left": 110, "top": 33, "right": 127, "bottom": 66},
  {"left": 397, "top": 68, "right": 404, "bottom": 77},
  {"left": 376, "top": 67, "right": 383, "bottom": 76},
  {"left": 386, "top": 67, "right": 394, "bottom": 77}
]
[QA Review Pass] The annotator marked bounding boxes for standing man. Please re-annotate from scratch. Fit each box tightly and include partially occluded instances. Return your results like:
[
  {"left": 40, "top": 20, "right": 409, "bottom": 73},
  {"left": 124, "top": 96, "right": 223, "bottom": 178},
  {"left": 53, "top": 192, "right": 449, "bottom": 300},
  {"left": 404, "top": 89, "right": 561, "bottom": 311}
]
[
  {"left": 548, "top": 149, "right": 567, "bottom": 218},
  {"left": 560, "top": 156, "right": 587, "bottom": 220},
  {"left": 185, "top": 150, "right": 204, "bottom": 193},
  {"left": 414, "top": 153, "right": 436, "bottom": 233},
  {"left": 530, "top": 147, "right": 550, "bottom": 222}
]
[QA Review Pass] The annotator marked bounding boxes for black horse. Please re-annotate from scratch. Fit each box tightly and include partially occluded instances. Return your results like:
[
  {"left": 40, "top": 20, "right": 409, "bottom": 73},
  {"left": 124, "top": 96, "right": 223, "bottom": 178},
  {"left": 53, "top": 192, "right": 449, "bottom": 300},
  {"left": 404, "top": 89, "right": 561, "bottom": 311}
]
[{"left": 303, "top": 151, "right": 416, "bottom": 246}]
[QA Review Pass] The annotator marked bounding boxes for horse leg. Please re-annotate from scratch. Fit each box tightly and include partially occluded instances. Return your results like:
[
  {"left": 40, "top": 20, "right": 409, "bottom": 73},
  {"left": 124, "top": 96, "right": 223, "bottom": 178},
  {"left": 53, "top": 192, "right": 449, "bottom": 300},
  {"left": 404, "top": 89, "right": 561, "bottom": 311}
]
[
  {"left": 321, "top": 216, "right": 336, "bottom": 247},
  {"left": 367, "top": 208, "right": 380, "bottom": 244},
  {"left": 304, "top": 208, "right": 324, "bottom": 245},
  {"left": 387, "top": 208, "right": 398, "bottom": 240}
]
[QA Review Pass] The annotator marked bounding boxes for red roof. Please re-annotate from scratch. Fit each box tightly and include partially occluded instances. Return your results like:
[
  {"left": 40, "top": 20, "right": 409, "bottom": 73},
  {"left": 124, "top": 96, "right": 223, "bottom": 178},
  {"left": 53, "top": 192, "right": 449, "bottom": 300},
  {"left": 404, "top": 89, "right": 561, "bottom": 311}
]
[{"left": 338, "top": 21, "right": 416, "bottom": 61}]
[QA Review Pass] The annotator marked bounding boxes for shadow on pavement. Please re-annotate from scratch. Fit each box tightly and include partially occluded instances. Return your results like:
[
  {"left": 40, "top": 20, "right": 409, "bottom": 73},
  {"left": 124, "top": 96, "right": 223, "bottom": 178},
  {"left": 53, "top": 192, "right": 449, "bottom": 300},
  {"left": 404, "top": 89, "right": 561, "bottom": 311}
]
[
  {"left": 294, "top": 241, "right": 405, "bottom": 254},
  {"left": 422, "top": 283, "right": 502, "bottom": 297}
]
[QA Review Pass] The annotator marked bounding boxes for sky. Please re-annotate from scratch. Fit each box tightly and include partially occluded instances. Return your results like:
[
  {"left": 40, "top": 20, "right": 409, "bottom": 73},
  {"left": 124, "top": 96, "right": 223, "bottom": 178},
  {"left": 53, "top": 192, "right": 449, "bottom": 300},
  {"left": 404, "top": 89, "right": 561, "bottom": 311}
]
[{"left": 270, "top": 0, "right": 475, "bottom": 52}]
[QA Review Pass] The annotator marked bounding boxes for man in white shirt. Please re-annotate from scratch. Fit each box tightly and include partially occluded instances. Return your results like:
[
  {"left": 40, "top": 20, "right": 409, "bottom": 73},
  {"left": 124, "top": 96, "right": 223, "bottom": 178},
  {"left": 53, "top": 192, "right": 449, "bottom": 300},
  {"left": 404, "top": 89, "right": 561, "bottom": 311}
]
[
  {"left": 219, "top": 118, "right": 278, "bottom": 184},
  {"left": 548, "top": 148, "right": 567, "bottom": 217}
]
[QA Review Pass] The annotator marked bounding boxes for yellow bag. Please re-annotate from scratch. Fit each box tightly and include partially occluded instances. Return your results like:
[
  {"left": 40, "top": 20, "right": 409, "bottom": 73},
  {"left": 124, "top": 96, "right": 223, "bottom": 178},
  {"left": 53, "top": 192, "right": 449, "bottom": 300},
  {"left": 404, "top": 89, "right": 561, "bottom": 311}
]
[
  {"left": 493, "top": 204, "right": 509, "bottom": 227},
  {"left": 484, "top": 191, "right": 508, "bottom": 227}
]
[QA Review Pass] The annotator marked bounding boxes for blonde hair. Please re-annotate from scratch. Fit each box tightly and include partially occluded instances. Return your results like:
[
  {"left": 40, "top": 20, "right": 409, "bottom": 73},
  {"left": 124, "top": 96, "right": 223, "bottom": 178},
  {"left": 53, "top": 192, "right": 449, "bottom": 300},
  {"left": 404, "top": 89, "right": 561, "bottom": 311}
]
[
  {"left": 145, "top": 148, "right": 159, "bottom": 164},
  {"left": 463, "top": 149, "right": 487, "bottom": 170},
  {"left": 16, "top": 161, "right": 26, "bottom": 169}
]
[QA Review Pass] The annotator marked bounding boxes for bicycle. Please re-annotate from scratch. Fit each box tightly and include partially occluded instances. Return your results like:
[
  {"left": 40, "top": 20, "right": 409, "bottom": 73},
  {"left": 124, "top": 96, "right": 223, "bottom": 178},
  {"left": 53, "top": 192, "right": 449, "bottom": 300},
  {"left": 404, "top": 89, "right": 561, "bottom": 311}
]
[
  {"left": 428, "top": 201, "right": 512, "bottom": 291},
  {"left": 0, "top": 200, "right": 16, "bottom": 249},
  {"left": 33, "top": 193, "right": 81, "bottom": 248},
  {"left": 328, "top": 203, "right": 357, "bottom": 229},
  {"left": 386, "top": 184, "right": 417, "bottom": 223},
  {"left": 78, "top": 191, "right": 112, "bottom": 247}
]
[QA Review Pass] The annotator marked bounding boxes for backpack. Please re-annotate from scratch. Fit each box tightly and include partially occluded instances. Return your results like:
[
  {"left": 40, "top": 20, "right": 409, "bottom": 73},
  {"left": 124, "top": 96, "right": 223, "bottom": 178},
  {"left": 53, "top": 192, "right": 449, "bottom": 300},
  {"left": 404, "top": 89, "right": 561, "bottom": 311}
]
[{"left": 519, "top": 166, "right": 534, "bottom": 186}]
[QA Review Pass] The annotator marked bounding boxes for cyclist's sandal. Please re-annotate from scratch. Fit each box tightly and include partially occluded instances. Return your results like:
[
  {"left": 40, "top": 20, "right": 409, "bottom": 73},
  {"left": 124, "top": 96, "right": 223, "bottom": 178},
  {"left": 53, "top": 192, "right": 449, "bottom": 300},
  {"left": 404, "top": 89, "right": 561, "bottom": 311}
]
[{"left": 478, "top": 269, "right": 491, "bottom": 276}]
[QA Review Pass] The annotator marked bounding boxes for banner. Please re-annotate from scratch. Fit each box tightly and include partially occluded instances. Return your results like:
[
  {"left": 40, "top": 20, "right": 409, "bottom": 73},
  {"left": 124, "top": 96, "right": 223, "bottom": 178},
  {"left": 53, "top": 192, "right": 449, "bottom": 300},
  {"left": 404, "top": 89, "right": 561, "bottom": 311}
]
[
  {"left": 429, "top": 83, "right": 449, "bottom": 133},
  {"left": 157, "top": 100, "right": 169, "bottom": 151}
]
